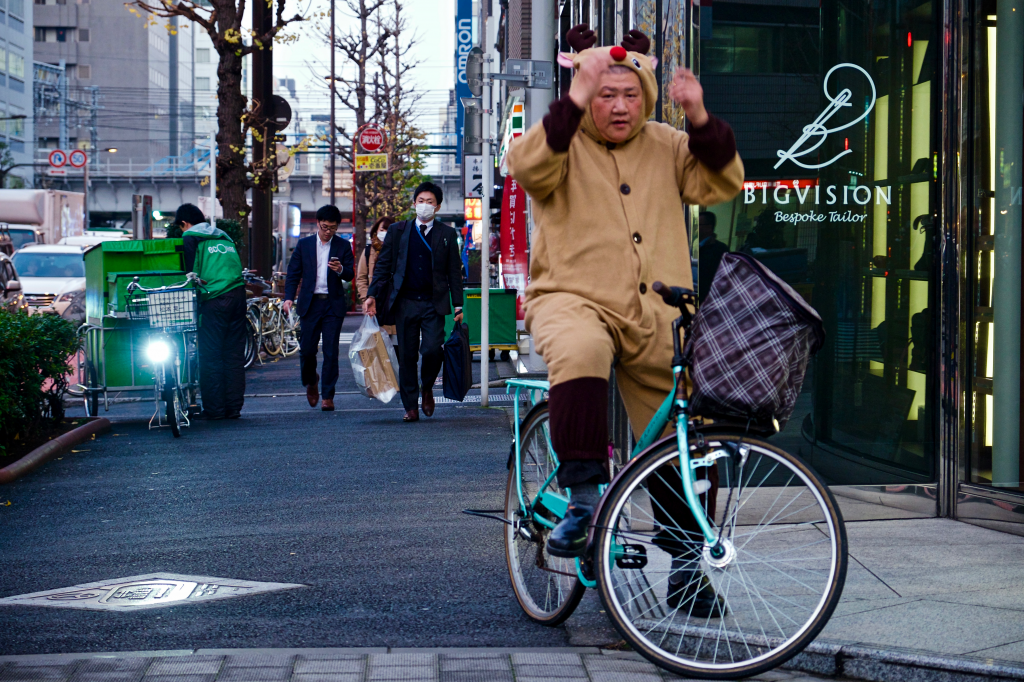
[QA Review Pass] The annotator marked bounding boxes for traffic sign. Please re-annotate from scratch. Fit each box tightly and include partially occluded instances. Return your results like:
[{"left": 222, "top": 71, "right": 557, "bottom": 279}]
[
  {"left": 47, "top": 168, "right": 67, "bottom": 177},
  {"left": 48, "top": 150, "right": 67, "bottom": 168},
  {"left": 359, "top": 126, "right": 386, "bottom": 152},
  {"left": 68, "top": 149, "right": 88, "bottom": 168}
]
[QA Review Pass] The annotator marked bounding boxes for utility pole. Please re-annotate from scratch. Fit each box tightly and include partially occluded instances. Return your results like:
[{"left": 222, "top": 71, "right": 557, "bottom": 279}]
[
  {"left": 87, "top": 87, "right": 98, "bottom": 168},
  {"left": 329, "top": 0, "right": 336, "bottom": 206},
  {"left": 479, "top": 6, "right": 490, "bottom": 407},
  {"left": 209, "top": 130, "right": 217, "bottom": 214},
  {"left": 58, "top": 60, "right": 68, "bottom": 151},
  {"left": 250, "top": 0, "right": 273, "bottom": 276}
]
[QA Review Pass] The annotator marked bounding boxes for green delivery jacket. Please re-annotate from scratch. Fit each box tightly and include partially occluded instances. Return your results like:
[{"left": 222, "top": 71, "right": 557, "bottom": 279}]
[{"left": 182, "top": 223, "right": 244, "bottom": 301}]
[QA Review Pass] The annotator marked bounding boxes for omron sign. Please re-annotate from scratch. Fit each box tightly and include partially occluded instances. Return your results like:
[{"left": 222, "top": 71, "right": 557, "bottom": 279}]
[
  {"left": 775, "top": 63, "right": 876, "bottom": 171},
  {"left": 456, "top": 18, "right": 473, "bottom": 84},
  {"left": 454, "top": 0, "right": 472, "bottom": 164}
]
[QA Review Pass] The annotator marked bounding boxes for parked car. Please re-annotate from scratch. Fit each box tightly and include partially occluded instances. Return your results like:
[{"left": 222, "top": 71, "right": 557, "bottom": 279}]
[
  {"left": 11, "top": 244, "right": 86, "bottom": 322},
  {"left": 0, "top": 252, "right": 26, "bottom": 313},
  {"left": 58, "top": 232, "right": 130, "bottom": 247}
]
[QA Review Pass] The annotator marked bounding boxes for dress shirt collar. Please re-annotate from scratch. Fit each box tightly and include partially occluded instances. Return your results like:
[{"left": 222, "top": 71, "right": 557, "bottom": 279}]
[{"left": 416, "top": 219, "right": 435, "bottom": 236}]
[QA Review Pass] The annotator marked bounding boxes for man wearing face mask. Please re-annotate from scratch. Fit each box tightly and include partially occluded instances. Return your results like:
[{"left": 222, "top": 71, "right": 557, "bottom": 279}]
[{"left": 365, "top": 182, "right": 464, "bottom": 422}]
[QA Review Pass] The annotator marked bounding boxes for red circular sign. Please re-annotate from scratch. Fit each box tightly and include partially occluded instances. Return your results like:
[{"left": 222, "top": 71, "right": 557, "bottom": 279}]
[{"left": 359, "top": 126, "right": 386, "bottom": 152}]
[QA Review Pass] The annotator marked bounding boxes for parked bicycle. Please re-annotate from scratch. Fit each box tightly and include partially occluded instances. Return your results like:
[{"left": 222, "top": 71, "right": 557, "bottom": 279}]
[
  {"left": 242, "top": 270, "right": 300, "bottom": 368},
  {"left": 499, "top": 282, "right": 847, "bottom": 679},
  {"left": 124, "top": 273, "right": 201, "bottom": 438}
]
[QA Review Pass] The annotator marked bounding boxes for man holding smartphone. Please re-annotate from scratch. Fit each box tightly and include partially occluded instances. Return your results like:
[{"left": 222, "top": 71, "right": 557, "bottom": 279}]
[{"left": 284, "top": 205, "right": 355, "bottom": 411}]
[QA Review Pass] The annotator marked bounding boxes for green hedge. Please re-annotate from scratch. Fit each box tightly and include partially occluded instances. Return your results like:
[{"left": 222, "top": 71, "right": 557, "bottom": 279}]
[{"left": 0, "top": 311, "right": 82, "bottom": 456}]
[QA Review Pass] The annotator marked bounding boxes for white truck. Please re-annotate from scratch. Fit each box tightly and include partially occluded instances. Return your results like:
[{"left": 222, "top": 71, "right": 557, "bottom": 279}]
[{"left": 0, "top": 189, "right": 85, "bottom": 247}]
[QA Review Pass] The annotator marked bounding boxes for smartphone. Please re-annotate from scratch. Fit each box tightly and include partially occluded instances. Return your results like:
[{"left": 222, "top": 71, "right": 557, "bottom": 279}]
[{"left": 329, "top": 256, "right": 340, "bottom": 263}]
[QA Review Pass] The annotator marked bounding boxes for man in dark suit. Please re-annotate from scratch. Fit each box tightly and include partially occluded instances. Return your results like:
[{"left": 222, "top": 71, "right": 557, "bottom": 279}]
[
  {"left": 697, "top": 210, "right": 730, "bottom": 303},
  {"left": 283, "top": 205, "right": 355, "bottom": 411},
  {"left": 365, "top": 182, "right": 464, "bottom": 422}
]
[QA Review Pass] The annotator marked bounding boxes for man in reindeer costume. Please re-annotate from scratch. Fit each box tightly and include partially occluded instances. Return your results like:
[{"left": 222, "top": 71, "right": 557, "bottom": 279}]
[{"left": 507, "top": 26, "right": 743, "bottom": 616}]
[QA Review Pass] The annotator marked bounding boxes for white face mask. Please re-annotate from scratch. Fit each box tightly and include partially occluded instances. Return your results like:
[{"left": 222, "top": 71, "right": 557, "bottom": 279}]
[
  {"left": 377, "top": 229, "right": 387, "bottom": 240},
  {"left": 415, "top": 203, "right": 436, "bottom": 222}
]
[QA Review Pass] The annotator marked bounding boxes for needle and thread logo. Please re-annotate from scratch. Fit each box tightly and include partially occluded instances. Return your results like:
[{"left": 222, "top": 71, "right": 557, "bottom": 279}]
[{"left": 775, "top": 63, "right": 876, "bottom": 170}]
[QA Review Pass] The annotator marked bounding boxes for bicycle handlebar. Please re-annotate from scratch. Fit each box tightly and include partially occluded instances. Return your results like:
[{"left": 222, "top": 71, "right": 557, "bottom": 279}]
[
  {"left": 652, "top": 281, "right": 697, "bottom": 310},
  {"left": 126, "top": 272, "right": 201, "bottom": 294}
]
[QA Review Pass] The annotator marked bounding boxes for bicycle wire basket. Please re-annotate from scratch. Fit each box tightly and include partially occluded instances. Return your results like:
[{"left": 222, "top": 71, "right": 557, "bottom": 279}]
[{"left": 125, "top": 285, "right": 199, "bottom": 331}]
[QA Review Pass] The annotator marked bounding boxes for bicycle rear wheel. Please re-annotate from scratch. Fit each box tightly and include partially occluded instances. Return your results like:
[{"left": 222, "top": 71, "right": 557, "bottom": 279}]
[
  {"left": 594, "top": 433, "right": 847, "bottom": 679},
  {"left": 282, "top": 308, "right": 300, "bottom": 357},
  {"left": 244, "top": 309, "right": 260, "bottom": 369},
  {"left": 504, "top": 402, "right": 585, "bottom": 625}
]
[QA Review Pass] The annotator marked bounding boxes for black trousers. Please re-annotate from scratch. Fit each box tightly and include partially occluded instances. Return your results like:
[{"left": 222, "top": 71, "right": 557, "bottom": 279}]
[
  {"left": 300, "top": 296, "right": 343, "bottom": 400},
  {"left": 198, "top": 286, "right": 246, "bottom": 417},
  {"left": 395, "top": 297, "right": 445, "bottom": 411}
]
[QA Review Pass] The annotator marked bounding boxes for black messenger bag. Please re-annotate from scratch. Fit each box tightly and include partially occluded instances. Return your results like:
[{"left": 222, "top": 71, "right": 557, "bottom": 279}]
[{"left": 682, "top": 252, "right": 825, "bottom": 429}]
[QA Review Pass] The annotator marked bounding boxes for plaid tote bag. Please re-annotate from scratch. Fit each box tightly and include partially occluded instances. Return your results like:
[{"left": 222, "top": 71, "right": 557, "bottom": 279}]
[{"left": 683, "top": 252, "right": 825, "bottom": 428}]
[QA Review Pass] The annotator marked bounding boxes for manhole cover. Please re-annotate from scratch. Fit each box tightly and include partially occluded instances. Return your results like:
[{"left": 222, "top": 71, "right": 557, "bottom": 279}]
[{"left": 0, "top": 573, "right": 305, "bottom": 612}]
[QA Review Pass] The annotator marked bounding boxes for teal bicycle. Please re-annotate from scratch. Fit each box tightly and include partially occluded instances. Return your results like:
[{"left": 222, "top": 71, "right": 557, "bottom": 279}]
[{"left": 502, "top": 282, "right": 847, "bottom": 679}]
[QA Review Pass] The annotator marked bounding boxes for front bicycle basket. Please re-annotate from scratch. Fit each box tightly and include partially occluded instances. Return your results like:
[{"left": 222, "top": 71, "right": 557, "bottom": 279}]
[
  {"left": 683, "top": 252, "right": 824, "bottom": 428},
  {"left": 126, "top": 286, "right": 199, "bottom": 331}
]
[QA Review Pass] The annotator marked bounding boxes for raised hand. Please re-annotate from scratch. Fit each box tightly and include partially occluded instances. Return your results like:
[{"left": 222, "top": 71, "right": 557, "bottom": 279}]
[
  {"left": 668, "top": 68, "right": 709, "bottom": 127},
  {"left": 569, "top": 49, "right": 613, "bottom": 110}
]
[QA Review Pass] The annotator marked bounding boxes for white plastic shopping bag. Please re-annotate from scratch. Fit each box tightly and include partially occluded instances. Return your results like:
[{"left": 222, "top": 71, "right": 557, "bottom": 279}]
[{"left": 349, "top": 314, "right": 400, "bottom": 403}]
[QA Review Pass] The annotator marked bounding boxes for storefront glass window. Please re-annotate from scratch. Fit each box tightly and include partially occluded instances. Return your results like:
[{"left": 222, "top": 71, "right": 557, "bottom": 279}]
[
  {"left": 969, "top": 0, "right": 1023, "bottom": 489},
  {"left": 694, "top": 0, "right": 940, "bottom": 485}
]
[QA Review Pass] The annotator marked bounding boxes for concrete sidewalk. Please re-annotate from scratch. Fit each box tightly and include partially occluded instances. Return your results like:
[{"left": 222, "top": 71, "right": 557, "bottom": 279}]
[{"left": 0, "top": 648, "right": 845, "bottom": 682}]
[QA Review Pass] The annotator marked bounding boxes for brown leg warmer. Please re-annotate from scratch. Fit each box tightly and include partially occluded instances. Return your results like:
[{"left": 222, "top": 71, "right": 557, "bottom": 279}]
[{"left": 549, "top": 377, "right": 611, "bottom": 488}]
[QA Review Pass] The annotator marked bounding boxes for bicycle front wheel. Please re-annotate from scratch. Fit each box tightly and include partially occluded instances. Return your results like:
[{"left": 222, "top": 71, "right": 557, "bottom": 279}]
[
  {"left": 594, "top": 433, "right": 847, "bottom": 679},
  {"left": 504, "top": 402, "right": 585, "bottom": 626}
]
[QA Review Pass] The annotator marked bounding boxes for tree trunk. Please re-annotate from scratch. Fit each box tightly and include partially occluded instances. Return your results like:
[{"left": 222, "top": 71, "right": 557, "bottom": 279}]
[{"left": 216, "top": 45, "right": 249, "bottom": 266}]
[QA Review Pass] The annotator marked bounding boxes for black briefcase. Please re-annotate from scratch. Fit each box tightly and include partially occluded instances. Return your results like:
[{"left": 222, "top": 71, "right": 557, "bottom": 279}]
[{"left": 442, "top": 322, "right": 472, "bottom": 401}]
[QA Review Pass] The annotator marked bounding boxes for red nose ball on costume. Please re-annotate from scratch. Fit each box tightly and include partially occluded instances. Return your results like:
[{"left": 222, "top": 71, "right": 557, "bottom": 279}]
[{"left": 610, "top": 45, "right": 628, "bottom": 61}]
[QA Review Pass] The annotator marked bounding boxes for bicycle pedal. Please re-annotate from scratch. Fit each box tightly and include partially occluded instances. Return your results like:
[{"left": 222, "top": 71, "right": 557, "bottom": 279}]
[{"left": 615, "top": 544, "right": 648, "bottom": 569}]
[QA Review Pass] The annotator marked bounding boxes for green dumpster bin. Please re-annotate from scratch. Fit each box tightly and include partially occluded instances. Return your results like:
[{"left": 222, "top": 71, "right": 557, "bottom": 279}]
[
  {"left": 82, "top": 239, "right": 187, "bottom": 397},
  {"left": 445, "top": 288, "right": 518, "bottom": 354}
]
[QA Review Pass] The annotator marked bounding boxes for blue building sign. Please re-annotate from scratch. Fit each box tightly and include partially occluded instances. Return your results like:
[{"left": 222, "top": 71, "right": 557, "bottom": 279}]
[{"left": 454, "top": 0, "right": 473, "bottom": 165}]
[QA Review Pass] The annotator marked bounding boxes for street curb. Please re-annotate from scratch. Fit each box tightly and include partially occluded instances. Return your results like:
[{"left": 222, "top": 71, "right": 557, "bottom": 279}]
[
  {"left": 785, "top": 639, "right": 1024, "bottom": 681},
  {"left": 0, "top": 417, "right": 111, "bottom": 485}
]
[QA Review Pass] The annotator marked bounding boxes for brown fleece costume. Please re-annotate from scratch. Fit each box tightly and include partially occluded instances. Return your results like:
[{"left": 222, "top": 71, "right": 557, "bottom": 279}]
[{"left": 507, "top": 43, "right": 744, "bottom": 495}]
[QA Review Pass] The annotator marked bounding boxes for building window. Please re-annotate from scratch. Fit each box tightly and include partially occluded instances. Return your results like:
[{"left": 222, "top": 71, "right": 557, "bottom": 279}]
[
  {"left": 77, "top": 63, "right": 90, "bottom": 79},
  {"left": 196, "top": 76, "right": 210, "bottom": 90},
  {"left": 9, "top": 52, "right": 24, "bottom": 78},
  {"left": 196, "top": 48, "right": 210, "bottom": 63},
  {"left": 8, "top": 0, "right": 22, "bottom": 17},
  {"left": 78, "top": 28, "right": 89, "bottom": 42},
  {"left": 0, "top": 46, "right": 6, "bottom": 74},
  {"left": 10, "top": 17, "right": 23, "bottom": 32},
  {"left": 149, "top": 67, "right": 168, "bottom": 89},
  {"left": 33, "top": 26, "right": 43, "bottom": 41}
]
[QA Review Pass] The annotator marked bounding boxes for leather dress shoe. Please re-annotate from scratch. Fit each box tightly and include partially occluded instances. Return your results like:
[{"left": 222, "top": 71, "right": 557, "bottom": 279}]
[
  {"left": 422, "top": 387, "right": 435, "bottom": 417},
  {"left": 306, "top": 375, "right": 319, "bottom": 407},
  {"left": 195, "top": 411, "right": 224, "bottom": 421},
  {"left": 546, "top": 503, "right": 593, "bottom": 558},
  {"left": 403, "top": 409, "right": 419, "bottom": 422},
  {"left": 666, "top": 557, "right": 727, "bottom": 618},
  {"left": 321, "top": 399, "right": 334, "bottom": 411}
]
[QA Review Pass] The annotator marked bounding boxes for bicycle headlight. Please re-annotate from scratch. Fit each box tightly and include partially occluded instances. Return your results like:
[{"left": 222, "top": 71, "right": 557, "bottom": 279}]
[{"left": 146, "top": 339, "right": 171, "bottom": 363}]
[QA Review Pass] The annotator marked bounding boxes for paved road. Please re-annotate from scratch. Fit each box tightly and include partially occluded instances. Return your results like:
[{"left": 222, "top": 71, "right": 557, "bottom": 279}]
[{"left": 0, "top": 317, "right": 564, "bottom": 654}]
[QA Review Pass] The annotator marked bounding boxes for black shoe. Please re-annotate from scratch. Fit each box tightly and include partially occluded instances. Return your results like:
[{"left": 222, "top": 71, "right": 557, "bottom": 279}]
[
  {"left": 195, "top": 411, "right": 224, "bottom": 421},
  {"left": 666, "top": 556, "right": 727, "bottom": 618},
  {"left": 225, "top": 412, "right": 241, "bottom": 419},
  {"left": 546, "top": 503, "right": 593, "bottom": 558}
]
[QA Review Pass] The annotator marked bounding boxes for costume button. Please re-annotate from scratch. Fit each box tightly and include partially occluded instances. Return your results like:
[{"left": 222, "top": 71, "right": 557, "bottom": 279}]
[
  {"left": 620, "top": 184, "right": 631, "bottom": 195},
  {"left": 639, "top": 283, "right": 647, "bottom": 294},
  {"left": 632, "top": 232, "right": 642, "bottom": 243}
]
